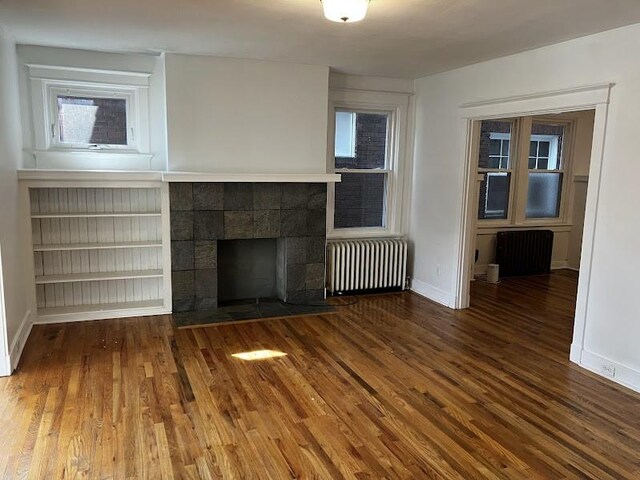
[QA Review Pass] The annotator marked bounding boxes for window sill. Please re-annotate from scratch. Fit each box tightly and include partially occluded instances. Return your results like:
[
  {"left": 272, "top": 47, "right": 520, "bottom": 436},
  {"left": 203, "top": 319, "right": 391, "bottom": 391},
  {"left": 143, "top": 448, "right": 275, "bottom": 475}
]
[
  {"left": 477, "top": 223, "right": 573, "bottom": 234},
  {"left": 327, "top": 228, "right": 404, "bottom": 240},
  {"left": 33, "top": 150, "right": 153, "bottom": 170}
]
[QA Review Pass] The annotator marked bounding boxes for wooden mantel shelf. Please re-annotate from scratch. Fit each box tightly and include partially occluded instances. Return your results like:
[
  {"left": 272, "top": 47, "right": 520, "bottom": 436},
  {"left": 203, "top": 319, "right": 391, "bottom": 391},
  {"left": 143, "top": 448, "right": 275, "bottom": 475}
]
[{"left": 18, "top": 169, "right": 341, "bottom": 183}]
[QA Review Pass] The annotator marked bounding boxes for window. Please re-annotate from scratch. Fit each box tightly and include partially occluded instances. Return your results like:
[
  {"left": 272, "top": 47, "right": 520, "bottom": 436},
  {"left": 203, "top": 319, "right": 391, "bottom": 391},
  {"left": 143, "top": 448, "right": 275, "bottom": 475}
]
[
  {"left": 49, "top": 86, "right": 136, "bottom": 150},
  {"left": 55, "top": 94, "right": 129, "bottom": 148},
  {"left": 334, "top": 111, "right": 389, "bottom": 228},
  {"left": 477, "top": 117, "right": 571, "bottom": 224},
  {"left": 478, "top": 122, "right": 513, "bottom": 220},
  {"left": 526, "top": 125, "right": 565, "bottom": 219},
  {"left": 27, "top": 64, "right": 152, "bottom": 170},
  {"left": 328, "top": 89, "right": 409, "bottom": 237}
]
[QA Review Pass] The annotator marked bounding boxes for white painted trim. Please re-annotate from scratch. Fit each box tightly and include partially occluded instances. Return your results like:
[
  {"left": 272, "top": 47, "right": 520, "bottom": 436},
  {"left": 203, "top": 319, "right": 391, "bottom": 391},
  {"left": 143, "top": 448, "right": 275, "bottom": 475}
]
[
  {"left": 17, "top": 168, "right": 162, "bottom": 182},
  {"left": 410, "top": 278, "right": 456, "bottom": 308},
  {"left": 0, "top": 357, "right": 9, "bottom": 377},
  {"left": 36, "top": 306, "right": 170, "bottom": 324},
  {"left": 327, "top": 231, "right": 404, "bottom": 240},
  {"left": 476, "top": 224, "right": 572, "bottom": 234},
  {"left": 0, "top": 245, "right": 8, "bottom": 376},
  {"left": 577, "top": 349, "right": 640, "bottom": 394},
  {"left": 33, "top": 151, "right": 153, "bottom": 170},
  {"left": 9, "top": 310, "right": 33, "bottom": 372},
  {"left": 473, "top": 261, "right": 569, "bottom": 275},
  {"left": 456, "top": 84, "right": 611, "bottom": 311},
  {"left": 27, "top": 64, "right": 150, "bottom": 86},
  {"left": 455, "top": 83, "right": 612, "bottom": 383},
  {"left": 160, "top": 182, "right": 172, "bottom": 313},
  {"left": 326, "top": 88, "right": 411, "bottom": 238},
  {"left": 162, "top": 172, "right": 341, "bottom": 183},
  {"left": 459, "top": 83, "right": 612, "bottom": 115}
]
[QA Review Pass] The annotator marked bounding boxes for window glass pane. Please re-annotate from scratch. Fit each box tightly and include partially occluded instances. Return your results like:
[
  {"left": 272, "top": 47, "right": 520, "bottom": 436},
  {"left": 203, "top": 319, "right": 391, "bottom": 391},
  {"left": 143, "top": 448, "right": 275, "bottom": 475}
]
[
  {"left": 528, "top": 157, "right": 536, "bottom": 169},
  {"left": 478, "top": 172, "right": 511, "bottom": 220},
  {"left": 530, "top": 123, "right": 564, "bottom": 170},
  {"left": 488, "top": 157, "right": 501, "bottom": 169},
  {"left": 526, "top": 172, "right": 563, "bottom": 218},
  {"left": 538, "top": 141, "right": 550, "bottom": 157},
  {"left": 57, "top": 96, "right": 127, "bottom": 145},
  {"left": 335, "top": 111, "right": 356, "bottom": 157},
  {"left": 501, "top": 139, "right": 510, "bottom": 156},
  {"left": 335, "top": 112, "right": 388, "bottom": 169},
  {"left": 479, "top": 120, "right": 512, "bottom": 169},
  {"left": 334, "top": 173, "right": 386, "bottom": 228},
  {"left": 529, "top": 141, "right": 537, "bottom": 157},
  {"left": 489, "top": 139, "right": 501, "bottom": 155}
]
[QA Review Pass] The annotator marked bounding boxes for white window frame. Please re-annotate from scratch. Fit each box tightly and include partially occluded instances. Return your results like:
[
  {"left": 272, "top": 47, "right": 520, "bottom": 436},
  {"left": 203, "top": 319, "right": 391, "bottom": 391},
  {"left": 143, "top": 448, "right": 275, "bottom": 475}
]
[
  {"left": 529, "top": 134, "right": 560, "bottom": 170},
  {"left": 49, "top": 85, "right": 136, "bottom": 151},
  {"left": 327, "top": 89, "right": 410, "bottom": 239},
  {"left": 27, "top": 64, "right": 152, "bottom": 170},
  {"left": 488, "top": 132, "right": 511, "bottom": 169}
]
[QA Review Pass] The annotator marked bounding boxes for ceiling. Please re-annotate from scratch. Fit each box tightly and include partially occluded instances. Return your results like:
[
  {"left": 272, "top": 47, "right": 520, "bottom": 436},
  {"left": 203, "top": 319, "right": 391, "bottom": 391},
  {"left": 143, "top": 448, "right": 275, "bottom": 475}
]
[{"left": 2, "top": 0, "right": 640, "bottom": 78}]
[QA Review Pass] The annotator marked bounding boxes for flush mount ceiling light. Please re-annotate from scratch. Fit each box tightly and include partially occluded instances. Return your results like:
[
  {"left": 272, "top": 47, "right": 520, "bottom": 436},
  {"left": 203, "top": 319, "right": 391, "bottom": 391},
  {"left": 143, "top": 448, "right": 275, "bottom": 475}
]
[{"left": 321, "top": 0, "right": 370, "bottom": 23}]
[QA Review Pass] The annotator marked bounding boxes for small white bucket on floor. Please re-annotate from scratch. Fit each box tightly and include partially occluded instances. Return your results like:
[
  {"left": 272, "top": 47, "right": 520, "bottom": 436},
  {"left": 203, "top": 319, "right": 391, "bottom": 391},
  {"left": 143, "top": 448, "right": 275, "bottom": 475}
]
[{"left": 487, "top": 264, "right": 500, "bottom": 284}]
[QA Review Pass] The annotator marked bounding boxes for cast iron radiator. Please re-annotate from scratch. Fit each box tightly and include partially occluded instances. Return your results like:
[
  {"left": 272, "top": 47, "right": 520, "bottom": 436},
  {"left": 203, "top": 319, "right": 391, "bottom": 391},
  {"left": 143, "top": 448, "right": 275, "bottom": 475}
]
[{"left": 495, "top": 230, "right": 554, "bottom": 277}]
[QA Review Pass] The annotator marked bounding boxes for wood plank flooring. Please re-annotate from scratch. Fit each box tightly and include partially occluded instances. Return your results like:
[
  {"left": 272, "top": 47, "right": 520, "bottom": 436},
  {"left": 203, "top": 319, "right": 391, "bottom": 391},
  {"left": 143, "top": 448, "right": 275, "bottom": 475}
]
[{"left": 1, "top": 270, "right": 640, "bottom": 478}]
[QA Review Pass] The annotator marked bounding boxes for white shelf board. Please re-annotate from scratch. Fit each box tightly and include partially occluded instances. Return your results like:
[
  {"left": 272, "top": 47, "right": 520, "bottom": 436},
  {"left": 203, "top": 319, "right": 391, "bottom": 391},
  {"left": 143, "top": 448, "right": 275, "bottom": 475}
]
[
  {"left": 33, "top": 241, "right": 162, "bottom": 252},
  {"left": 31, "top": 211, "right": 161, "bottom": 219},
  {"left": 35, "top": 269, "right": 163, "bottom": 284},
  {"left": 18, "top": 168, "right": 162, "bottom": 182},
  {"left": 162, "top": 172, "right": 341, "bottom": 183},
  {"left": 37, "top": 299, "right": 166, "bottom": 322}
]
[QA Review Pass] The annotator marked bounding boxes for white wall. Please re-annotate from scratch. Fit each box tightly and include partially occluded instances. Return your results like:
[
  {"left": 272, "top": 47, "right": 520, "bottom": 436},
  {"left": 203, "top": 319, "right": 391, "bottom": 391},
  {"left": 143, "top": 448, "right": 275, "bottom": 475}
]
[
  {"left": 16, "top": 45, "right": 167, "bottom": 170},
  {"left": 410, "top": 23, "right": 640, "bottom": 384},
  {"left": 329, "top": 72, "right": 414, "bottom": 94},
  {"left": 165, "top": 54, "right": 329, "bottom": 174},
  {"left": 0, "top": 28, "right": 29, "bottom": 374}
]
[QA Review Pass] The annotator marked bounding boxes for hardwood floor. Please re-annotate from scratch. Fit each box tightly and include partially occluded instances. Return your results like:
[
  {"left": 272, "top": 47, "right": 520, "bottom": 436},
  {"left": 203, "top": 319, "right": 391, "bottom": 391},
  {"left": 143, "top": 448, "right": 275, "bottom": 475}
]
[{"left": 2, "top": 270, "right": 640, "bottom": 479}]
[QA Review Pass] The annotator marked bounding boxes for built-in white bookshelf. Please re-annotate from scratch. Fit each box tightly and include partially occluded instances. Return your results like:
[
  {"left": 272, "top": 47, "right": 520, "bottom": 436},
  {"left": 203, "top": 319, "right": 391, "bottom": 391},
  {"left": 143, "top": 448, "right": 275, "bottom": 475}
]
[{"left": 28, "top": 185, "right": 170, "bottom": 322}]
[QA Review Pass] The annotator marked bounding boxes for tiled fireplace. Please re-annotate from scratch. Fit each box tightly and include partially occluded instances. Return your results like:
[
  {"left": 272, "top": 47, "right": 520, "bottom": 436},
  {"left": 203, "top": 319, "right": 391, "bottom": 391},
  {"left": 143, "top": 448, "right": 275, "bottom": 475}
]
[{"left": 169, "top": 182, "right": 327, "bottom": 313}]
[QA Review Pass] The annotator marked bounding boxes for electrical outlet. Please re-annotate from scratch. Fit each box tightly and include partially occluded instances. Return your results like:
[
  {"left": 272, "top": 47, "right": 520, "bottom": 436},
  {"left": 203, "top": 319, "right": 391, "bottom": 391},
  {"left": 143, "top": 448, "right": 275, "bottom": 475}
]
[{"left": 600, "top": 363, "right": 616, "bottom": 377}]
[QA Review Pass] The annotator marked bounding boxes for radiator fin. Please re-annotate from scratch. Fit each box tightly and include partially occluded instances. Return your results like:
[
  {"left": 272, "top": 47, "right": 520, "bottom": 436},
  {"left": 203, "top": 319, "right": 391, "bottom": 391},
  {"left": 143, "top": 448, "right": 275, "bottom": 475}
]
[
  {"left": 495, "top": 230, "right": 554, "bottom": 277},
  {"left": 327, "top": 239, "right": 407, "bottom": 294}
]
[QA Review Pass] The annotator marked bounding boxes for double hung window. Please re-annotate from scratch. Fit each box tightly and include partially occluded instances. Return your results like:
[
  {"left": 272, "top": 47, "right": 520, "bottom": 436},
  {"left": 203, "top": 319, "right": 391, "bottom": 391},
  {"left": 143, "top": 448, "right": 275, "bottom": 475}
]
[{"left": 477, "top": 117, "right": 572, "bottom": 224}]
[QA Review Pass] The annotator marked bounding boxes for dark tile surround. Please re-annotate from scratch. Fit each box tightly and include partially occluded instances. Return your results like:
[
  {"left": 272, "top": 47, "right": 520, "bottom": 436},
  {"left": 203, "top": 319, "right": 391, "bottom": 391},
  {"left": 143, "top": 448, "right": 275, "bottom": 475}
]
[{"left": 170, "top": 182, "right": 327, "bottom": 313}]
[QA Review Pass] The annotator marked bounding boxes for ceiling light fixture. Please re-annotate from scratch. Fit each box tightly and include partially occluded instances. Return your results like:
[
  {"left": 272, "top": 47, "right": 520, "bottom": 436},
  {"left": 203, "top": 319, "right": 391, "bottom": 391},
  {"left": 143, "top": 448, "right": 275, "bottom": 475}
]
[{"left": 321, "top": 0, "right": 370, "bottom": 23}]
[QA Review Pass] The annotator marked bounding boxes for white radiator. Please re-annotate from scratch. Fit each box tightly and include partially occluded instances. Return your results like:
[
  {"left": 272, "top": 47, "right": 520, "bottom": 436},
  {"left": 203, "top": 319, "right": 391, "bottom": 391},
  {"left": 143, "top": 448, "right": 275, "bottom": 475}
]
[{"left": 327, "top": 239, "right": 408, "bottom": 294}]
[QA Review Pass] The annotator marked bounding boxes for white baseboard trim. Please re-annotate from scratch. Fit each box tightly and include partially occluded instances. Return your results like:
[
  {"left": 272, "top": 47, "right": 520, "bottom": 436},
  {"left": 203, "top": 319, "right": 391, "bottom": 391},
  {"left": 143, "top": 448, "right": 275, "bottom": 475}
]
[
  {"left": 410, "top": 278, "right": 456, "bottom": 308},
  {"left": 571, "top": 347, "right": 640, "bottom": 394},
  {"left": 474, "top": 262, "right": 578, "bottom": 275},
  {"left": 0, "top": 354, "right": 9, "bottom": 377},
  {"left": 35, "top": 306, "right": 170, "bottom": 324},
  {"left": 9, "top": 310, "right": 33, "bottom": 372}
]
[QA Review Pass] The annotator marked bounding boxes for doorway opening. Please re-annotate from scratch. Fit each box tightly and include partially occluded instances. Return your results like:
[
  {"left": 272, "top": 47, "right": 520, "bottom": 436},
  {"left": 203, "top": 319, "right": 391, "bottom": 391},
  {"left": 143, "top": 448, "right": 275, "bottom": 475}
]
[{"left": 467, "top": 109, "right": 595, "bottom": 354}]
